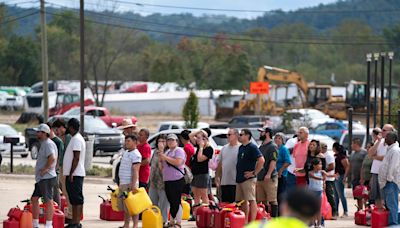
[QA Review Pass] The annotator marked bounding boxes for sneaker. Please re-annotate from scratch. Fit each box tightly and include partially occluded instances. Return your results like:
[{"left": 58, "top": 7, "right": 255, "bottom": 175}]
[
  {"left": 188, "top": 216, "right": 196, "bottom": 221},
  {"left": 340, "top": 213, "right": 349, "bottom": 218}
]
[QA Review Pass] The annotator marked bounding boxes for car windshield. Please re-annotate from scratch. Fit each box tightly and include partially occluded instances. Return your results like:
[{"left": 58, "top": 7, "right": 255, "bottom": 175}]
[
  {"left": 212, "top": 134, "right": 228, "bottom": 147},
  {"left": 0, "top": 125, "right": 18, "bottom": 136},
  {"left": 64, "top": 108, "right": 80, "bottom": 116},
  {"left": 85, "top": 118, "right": 110, "bottom": 132}
]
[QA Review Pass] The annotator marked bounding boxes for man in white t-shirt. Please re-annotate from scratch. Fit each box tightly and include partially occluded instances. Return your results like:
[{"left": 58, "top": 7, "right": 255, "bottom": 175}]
[
  {"left": 285, "top": 135, "right": 299, "bottom": 189},
  {"left": 118, "top": 134, "right": 142, "bottom": 228},
  {"left": 216, "top": 128, "right": 240, "bottom": 203},
  {"left": 368, "top": 124, "right": 394, "bottom": 209},
  {"left": 321, "top": 142, "right": 337, "bottom": 219},
  {"left": 63, "top": 118, "right": 86, "bottom": 228}
]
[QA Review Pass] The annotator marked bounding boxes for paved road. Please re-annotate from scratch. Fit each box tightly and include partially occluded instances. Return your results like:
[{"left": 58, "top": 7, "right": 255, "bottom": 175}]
[
  {"left": 0, "top": 174, "right": 363, "bottom": 228},
  {"left": 1, "top": 155, "right": 113, "bottom": 169}
]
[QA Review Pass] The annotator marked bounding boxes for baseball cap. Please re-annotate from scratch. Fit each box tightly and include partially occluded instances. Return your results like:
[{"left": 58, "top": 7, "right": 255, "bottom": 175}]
[
  {"left": 258, "top": 127, "right": 274, "bottom": 136},
  {"left": 167, "top": 134, "right": 178, "bottom": 140},
  {"left": 35, "top": 123, "right": 50, "bottom": 134}
]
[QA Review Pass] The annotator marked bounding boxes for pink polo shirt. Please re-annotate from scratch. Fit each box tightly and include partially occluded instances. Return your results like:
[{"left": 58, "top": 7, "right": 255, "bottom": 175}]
[{"left": 292, "top": 140, "right": 309, "bottom": 177}]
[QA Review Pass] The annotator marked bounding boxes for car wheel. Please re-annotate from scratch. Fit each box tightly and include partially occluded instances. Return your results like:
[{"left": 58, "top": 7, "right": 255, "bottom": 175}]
[
  {"left": 21, "top": 154, "right": 28, "bottom": 158},
  {"left": 30, "top": 142, "right": 39, "bottom": 159}
]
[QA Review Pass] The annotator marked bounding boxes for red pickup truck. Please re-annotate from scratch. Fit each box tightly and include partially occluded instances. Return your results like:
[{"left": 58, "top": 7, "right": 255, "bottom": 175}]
[{"left": 63, "top": 106, "right": 137, "bottom": 127}]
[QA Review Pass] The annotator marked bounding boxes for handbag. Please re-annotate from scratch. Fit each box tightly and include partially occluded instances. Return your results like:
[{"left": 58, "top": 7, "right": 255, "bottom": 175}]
[{"left": 167, "top": 162, "right": 193, "bottom": 184}]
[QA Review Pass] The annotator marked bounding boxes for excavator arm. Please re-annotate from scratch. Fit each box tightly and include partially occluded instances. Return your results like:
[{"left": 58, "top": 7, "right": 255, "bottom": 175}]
[{"left": 257, "top": 66, "right": 309, "bottom": 96}]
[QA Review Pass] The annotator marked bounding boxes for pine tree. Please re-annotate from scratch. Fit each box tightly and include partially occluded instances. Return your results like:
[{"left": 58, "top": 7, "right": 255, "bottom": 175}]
[{"left": 182, "top": 91, "right": 200, "bottom": 129}]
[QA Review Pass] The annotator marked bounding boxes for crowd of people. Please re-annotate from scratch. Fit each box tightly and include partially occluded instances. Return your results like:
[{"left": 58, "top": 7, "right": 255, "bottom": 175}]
[{"left": 29, "top": 117, "right": 400, "bottom": 228}]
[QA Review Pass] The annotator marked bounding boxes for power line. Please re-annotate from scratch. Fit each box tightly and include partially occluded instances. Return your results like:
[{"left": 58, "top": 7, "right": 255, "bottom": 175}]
[
  {"left": 102, "top": 0, "right": 400, "bottom": 14},
  {"left": 46, "top": 11, "right": 391, "bottom": 46},
  {"left": 44, "top": 1, "right": 387, "bottom": 42},
  {"left": 1, "top": 10, "right": 38, "bottom": 25}
]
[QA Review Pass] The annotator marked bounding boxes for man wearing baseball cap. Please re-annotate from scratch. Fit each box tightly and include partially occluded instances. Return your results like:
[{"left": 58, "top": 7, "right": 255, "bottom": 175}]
[
  {"left": 31, "top": 123, "right": 58, "bottom": 228},
  {"left": 257, "top": 127, "right": 279, "bottom": 217}
]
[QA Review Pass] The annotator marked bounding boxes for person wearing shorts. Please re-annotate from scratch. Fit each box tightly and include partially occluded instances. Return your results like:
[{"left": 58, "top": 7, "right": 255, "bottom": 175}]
[
  {"left": 31, "top": 124, "right": 58, "bottom": 228},
  {"left": 63, "top": 118, "right": 86, "bottom": 228},
  {"left": 117, "top": 135, "right": 142, "bottom": 228},
  {"left": 236, "top": 129, "right": 265, "bottom": 223},
  {"left": 189, "top": 130, "right": 214, "bottom": 213},
  {"left": 256, "top": 127, "right": 279, "bottom": 218}
]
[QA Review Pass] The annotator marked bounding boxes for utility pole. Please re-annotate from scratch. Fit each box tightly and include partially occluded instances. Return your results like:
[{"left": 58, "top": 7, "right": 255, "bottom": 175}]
[
  {"left": 366, "top": 53, "right": 371, "bottom": 144},
  {"left": 79, "top": 0, "right": 85, "bottom": 134},
  {"left": 40, "top": 0, "right": 49, "bottom": 122},
  {"left": 373, "top": 53, "right": 379, "bottom": 127},
  {"left": 388, "top": 52, "right": 394, "bottom": 124},
  {"left": 380, "top": 52, "right": 385, "bottom": 128}
]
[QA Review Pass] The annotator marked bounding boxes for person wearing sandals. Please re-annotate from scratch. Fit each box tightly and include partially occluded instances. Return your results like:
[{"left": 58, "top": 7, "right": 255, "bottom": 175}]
[
  {"left": 189, "top": 130, "right": 214, "bottom": 217},
  {"left": 159, "top": 134, "right": 186, "bottom": 228},
  {"left": 117, "top": 135, "right": 142, "bottom": 228},
  {"left": 149, "top": 134, "right": 170, "bottom": 227}
]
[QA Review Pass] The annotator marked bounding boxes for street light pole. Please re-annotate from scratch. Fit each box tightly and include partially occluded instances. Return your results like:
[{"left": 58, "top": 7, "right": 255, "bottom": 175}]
[
  {"left": 388, "top": 52, "right": 394, "bottom": 124},
  {"left": 373, "top": 53, "right": 379, "bottom": 127},
  {"left": 380, "top": 52, "right": 385, "bottom": 128},
  {"left": 366, "top": 53, "right": 372, "bottom": 144},
  {"left": 80, "top": 0, "right": 85, "bottom": 134}
]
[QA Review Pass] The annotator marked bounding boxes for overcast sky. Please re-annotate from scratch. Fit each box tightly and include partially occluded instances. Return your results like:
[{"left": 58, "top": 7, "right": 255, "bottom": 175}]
[{"left": 6, "top": 0, "right": 338, "bottom": 18}]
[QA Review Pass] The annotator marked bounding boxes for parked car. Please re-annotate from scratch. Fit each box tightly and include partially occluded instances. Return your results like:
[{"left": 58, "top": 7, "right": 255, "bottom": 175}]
[
  {"left": 311, "top": 120, "right": 366, "bottom": 141},
  {"left": 0, "top": 124, "right": 28, "bottom": 158},
  {"left": 111, "top": 128, "right": 257, "bottom": 184},
  {"left": 286, "top": 108, "right": 335, "bottom": 130},
  {"left": 339, "top": 129, "right": 373, "bottom": 153},
  {"left": 228, "top": 115, "right": 283, "bottom": 129},
  {"left": 157, "top": 121, "right": 209, "bottom": 132},
  {"left": 25, "top": 115, "right": 124, "bottom": 159},
  {"left": 63, "top": 106, "right": 137, "bottom": 128}
]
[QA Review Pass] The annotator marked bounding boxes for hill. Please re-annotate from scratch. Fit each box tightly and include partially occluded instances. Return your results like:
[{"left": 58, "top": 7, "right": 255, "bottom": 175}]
[{"left": 4, "top": 0, "right": 400, "bottom": 39}]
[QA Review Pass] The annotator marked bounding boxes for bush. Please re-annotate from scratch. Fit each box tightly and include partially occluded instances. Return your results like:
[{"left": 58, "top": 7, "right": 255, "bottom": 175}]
[{"left": 182, "top": 91, "right": 200, "bottom": 129}]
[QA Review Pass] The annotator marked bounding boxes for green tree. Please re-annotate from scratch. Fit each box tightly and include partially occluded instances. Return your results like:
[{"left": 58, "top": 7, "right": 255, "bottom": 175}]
[{"left": 182, "top": 91, "right": 200, "bottom": 129}]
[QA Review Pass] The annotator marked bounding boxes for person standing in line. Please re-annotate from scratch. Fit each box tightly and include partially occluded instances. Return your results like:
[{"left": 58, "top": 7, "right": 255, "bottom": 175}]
[
  {"left": 256, "top": 127, "right": 279, "bottom": 217},
  {"left": 285, "top": 135, "right": 299, "bottom": 189},
  {"left": 180, "top": 130, "right": 194, "bottom": 195},
  {"left": 137, "top": 128, "right": 151, "bottom": 189},
  {"left": 148, "top": 134, "right": 170, "bottom": 226},
  {"left": 292, "top": 127, "right": 310, "bottom": 186},
  {"left": 117, "top": 119, "right": 138, "bottom": 137},
  {"left": 63, "top": 118, "right": 86, "bottom": 228},
  {"left": 52, "top": 118, "right": 72, "bottom": 221},
  {"left": 320, "top": 142, "right": 337, "bottom": 219},
  {"left": 47, "top": 122, "right": 63, "bottom": 207},
  {"left": 378, "top": 131, "right": 400, "bottom": 226},
  {"left": 216, "top": 128, "right": 240, "bottom": 203},
  {"left": 236, "top": 129, "right": 265, "bottom": 223},
  {"left": 31, "top": 124, "right": 58, "bottom": 228},
  {"left": 348, "top": 138, "right": 367, "bottom": 210},
  {"left": 159, "top": 134, "right": 186, "bottom": 228},
  {"left": 273, "top": 132, "right": 291, "bottom": 211},
  {"left": 189, "top": 130, "right": 214, "bottom": 212},
  {"left": 368, "top": 125, "right": 394, "bottom": 210},
  {"left": 117, "top": 135, "right": 141, "bottom": 228},
  {"left": 333, "top": 142, "right": 349, "bottom": 217}
]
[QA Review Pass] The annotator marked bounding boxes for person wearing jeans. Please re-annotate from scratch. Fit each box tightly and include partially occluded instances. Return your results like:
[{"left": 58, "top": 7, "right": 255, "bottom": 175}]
[
  {"left": 378, "top": 131, "right": 400, "bottom": 225},
  {"left": 321, "top": 142, "right": 337, "bottom": 219},
  {"left": 333, "top": 142, "right": 349, "bottom": 217}
]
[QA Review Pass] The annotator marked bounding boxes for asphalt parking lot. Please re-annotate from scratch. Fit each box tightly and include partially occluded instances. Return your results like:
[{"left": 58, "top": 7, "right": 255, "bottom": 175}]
[{"left": 0, "top": 173, "right": 362, "bottom": 228}]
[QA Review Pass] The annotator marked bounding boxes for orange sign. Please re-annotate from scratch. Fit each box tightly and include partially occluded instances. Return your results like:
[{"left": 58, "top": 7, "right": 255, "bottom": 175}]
[{"left": 250, "top": 82, "right": 269, "bottom": 94}]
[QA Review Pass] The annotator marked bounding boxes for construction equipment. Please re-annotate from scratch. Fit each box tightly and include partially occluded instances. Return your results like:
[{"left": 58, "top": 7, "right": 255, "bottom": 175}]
[{"left": 235, "top": 65, "right": 349, "bottom": 119}]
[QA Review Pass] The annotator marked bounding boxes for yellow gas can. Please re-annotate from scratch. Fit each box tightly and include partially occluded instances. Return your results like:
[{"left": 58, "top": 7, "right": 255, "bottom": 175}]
[
  {"left": 109, "top": 187, "right": 119, "bottom": 211},
  {"left": 124, "top": 187, "right": 152, "bottom": 215},
  {"left": 142, "top": 206, "right": 163, "bottom": 228},
  {"left": 181, "top": 200, "right": 190, "bottom": 220}
]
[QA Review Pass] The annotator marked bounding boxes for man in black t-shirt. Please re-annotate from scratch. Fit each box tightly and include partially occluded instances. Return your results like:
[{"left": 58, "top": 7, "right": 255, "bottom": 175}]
[{"left": 256, "top": 127, "right": 279, "bottom": 217}]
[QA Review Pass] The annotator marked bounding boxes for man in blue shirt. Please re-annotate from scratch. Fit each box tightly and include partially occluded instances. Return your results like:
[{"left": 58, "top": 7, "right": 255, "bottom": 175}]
[{"left": 236, "top": 129, "right": 265, "bottom": 223}]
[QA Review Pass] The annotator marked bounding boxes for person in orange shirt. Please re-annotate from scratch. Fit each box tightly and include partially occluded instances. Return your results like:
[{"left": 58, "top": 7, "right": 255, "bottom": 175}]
[{"left": 292, "top": 127, "right": 310, "bottom": 186}]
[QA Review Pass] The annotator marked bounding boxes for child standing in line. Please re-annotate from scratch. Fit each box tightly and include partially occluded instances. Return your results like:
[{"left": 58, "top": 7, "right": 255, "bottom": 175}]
[{"left": 308, "top": 158, "right": 329, "bottom": 228}]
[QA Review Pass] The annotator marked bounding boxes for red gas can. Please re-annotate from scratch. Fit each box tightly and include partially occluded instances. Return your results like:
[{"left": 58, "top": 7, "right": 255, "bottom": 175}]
[
  {"left": 206, "top": 206, "right": 220, "bottom": 228},
  {"left": 248, "top": 204, "right": 271, "bottom": 222},
  {"left": 224, "top": 210, "right": 246, "bottom": 228},
  {"left": 371, "top": 209, "right": 389, "bottom": 228},
  {"left": 52, "top": 209, "right": 65, "bottom": 228},
  {"left": 355, "top": 210, "right": 367, "bottom": 225},
  {"left": 214, "top": 208, "right": 234, "bottom": 228},
  {"left": 60, "top": 195, "right": 67, "bottom": 213},
  {"left": 3, "top": 218, "right": 19, "bottom": 228},
  {"left": 99, "top": 196, "right": 124, "bottom": 221},
  {"left": 196, "top": 205, "right": 211, "bottom": 228},
  {"left": 7, "top": 207, "right": 22, "bottom": 221}
]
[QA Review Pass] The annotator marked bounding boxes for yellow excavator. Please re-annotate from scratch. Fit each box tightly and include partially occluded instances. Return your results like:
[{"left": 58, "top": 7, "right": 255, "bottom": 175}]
[{"left": 234, "top": 65, "right": 349, "bottom": 119}]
